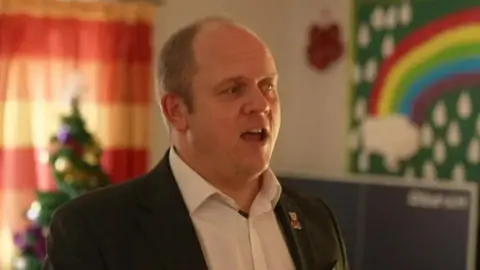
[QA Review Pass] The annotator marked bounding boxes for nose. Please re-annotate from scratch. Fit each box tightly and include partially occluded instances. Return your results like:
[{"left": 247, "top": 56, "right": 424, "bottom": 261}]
[{"left": 243, "top": 86, "right": 270, "bottom": 115}]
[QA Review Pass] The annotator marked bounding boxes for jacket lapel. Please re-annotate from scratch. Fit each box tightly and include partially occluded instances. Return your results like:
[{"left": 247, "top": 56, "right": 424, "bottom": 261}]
[
  {"left": 275, "top": 193, "right": 315, "bottom": 270},
  {"left": 136, "top": 151, "right": 208, "bottom": 270}
]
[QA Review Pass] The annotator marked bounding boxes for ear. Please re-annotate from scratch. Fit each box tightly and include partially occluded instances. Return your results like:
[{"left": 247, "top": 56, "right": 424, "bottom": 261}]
[{"left": 160, "top": 93, "right": 189, "bottom": 132}]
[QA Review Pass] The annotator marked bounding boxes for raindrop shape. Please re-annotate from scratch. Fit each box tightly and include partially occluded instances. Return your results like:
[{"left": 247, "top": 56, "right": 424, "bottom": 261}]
[
  {"left": 384, "top": 6, "right": 397, "bottom": 30},
  {"left": 358, "top": 151, "right": 370, "bottom": 171},
  {"left": 421, "top": 124, "right": 434, "bottom": 148},
  {"left": 468, "top": 137, "right": 480, "bottom": 164},
  {"left": 433, "top": 140, "right": 446, "bottom": 164},
  {"left": 354, "top": 98, "right": 366, "bottom": 121},
  {"left": 363, "top": 58, "right": 377, "bottom": 83},
  {"left": 404, "top": 166, "right": 416, "bottom": 180},
  {"left": 353, "top": 64, "right": 362, "bottom": 84},
  {"left": 422, "top": 161, "right": 437, "bottom": 181},
  {"left": 381, "top": 35, "right": 395, "bottom": 58},
  {"left": 348, "top": 129, "right": 360, "bottom": 150},
  {"left": 370, "top": 7, "right": 385, "bottom": 30},
  {"left": 446, "top": 120, "right": 461, "bottom": 147},
  {"left": 399, "top": 1, "right": 412, "bottom": 26},
  {"left": 432, "top": 101, "right": 447, "bottom": 127},
  {"left": 357, "top": 23, "right": 371, "bottom": 48},
  {"left": 452, "top": 163, "right": 466, "bottom": 182},
  {"left": 457, "top": 92, "right": 472, "bottom": 119}
]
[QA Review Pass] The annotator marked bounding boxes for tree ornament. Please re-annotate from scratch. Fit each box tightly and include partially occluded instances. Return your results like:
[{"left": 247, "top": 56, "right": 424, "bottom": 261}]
[
  {"left": 56, "top": 125, "right": 73, "bottom": 144},
  {"left": 56, "top": 124, "right": 84, "bottom": 156},
  {"left": 25, "top": 201, "right": 42, "bottom": 223},
  {"left": 71, "top": 168, "right": 90, "bottom": 183},
  {"left": 54, "top": 157, "right": 71, "bottom": 173},
  {"left": 63, "top": 173, "right": 76, "bottom": 184},
  {"left": 13, "top": 223, "right": 46, "bottom": 259},
  {"left": 83, "top": 150, "right": 99, "bottom": 166}
]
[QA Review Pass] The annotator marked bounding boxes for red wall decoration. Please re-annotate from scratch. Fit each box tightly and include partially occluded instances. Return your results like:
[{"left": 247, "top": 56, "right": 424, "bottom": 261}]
[{"left": 307, "top": 10, "right": 345, "bottom": 71}]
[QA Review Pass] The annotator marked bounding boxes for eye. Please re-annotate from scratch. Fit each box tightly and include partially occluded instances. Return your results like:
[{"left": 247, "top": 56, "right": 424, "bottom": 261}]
[
  {"left": 265, "top": 83, "right": 274, "bottom": 91},
  {"left": 224, "top": 84, "right": 244, "bottom": 94},
  {"left": 260, "top": 83, "right": 275, "bottom": 92}
]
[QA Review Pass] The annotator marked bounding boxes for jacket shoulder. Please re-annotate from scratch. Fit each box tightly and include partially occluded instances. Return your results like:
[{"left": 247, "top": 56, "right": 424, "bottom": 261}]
[
  {"left": 52, "top": 175, "right": 146, "bottom": 221},
  {"left": 281, "top": 184, "right": 335, "bottom": 218}
]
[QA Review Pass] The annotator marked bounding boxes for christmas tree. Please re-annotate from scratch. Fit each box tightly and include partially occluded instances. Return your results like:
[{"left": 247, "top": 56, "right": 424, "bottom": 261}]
[{"left": 11, "top": 93, "right": 111, "bottom": 270}]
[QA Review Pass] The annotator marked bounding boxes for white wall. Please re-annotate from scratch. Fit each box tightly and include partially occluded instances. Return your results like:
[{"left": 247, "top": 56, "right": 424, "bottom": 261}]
[{"left": 149, "top": 0, "right": 352, "bottom": 178}]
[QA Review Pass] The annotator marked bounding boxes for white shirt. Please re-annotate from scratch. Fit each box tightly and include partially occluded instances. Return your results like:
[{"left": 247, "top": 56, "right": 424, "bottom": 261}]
[{"left": 169, "top": 148, "right": 295, "bottom": 270}]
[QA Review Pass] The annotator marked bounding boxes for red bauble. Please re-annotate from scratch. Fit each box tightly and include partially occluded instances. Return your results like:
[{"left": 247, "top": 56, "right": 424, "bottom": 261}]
[{"left": 63, "top": 137, "right": 84, "bottom": 156}]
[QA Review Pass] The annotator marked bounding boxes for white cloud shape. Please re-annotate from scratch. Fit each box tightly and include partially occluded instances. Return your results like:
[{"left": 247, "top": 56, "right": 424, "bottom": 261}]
[{"left": 360, "top": 115, "right": 420, "bottom": 167}]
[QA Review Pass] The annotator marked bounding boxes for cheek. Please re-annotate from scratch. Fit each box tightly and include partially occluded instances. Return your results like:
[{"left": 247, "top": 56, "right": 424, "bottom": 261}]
[
  {"left": 270, "top": 102, "right": 281, "bottom": 120},
  {"left": 187, "top": 98, "right": 242, "bottom": 141},
  {"left": 189, "top": 111, "right": 236, "bottom": 140}
]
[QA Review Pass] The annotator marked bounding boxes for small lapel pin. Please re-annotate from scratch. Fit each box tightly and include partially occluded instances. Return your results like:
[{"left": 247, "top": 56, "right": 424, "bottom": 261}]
[{"left": 288, "top": 211, "right": 302, "bottom": 230}]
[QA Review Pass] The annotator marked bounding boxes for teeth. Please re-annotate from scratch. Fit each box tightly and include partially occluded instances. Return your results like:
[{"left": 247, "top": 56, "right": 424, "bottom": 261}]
[{"left": 247, "top": 129, "right": 263, "bottom": 133}]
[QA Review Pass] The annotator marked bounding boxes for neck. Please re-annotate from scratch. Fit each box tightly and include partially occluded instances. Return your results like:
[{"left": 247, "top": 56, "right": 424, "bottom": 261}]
[
  {"left": 213, "top": 174, "right": 262, "bottom": 212},
  {"left": 172, "top": 143, "right": 263, "bottom": 212}
]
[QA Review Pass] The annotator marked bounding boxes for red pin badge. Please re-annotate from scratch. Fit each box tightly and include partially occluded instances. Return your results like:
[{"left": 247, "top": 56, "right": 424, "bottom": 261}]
[{"left": 288, "top": 212, "right": 302, "bottom": 230}]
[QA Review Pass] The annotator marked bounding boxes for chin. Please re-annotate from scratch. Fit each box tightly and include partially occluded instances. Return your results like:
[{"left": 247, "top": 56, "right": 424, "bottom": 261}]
[
  {"left": 244, "top": 154, "right": 270, "bottom": 174},
  {"left": 237, "top": 144, "right": 272, "bottom": 171}
]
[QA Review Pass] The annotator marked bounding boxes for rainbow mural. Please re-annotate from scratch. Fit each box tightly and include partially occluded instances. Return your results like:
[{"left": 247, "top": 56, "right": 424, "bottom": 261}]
[{"left": 368, "top": 8, "right": 480, "bottom": 126}]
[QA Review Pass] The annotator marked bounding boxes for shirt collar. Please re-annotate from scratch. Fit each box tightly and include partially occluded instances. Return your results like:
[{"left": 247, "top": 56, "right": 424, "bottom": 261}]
[{"left": 169, "top": 147, "right": 282, "bottom": 214}]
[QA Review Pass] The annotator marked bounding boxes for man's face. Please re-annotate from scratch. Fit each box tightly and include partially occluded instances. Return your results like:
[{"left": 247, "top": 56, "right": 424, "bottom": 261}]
[{"left": 186, "top": 25, "right": 280, "bottom": 178}]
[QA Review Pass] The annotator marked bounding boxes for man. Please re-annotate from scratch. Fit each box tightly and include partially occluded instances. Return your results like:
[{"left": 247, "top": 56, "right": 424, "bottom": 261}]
[{"left": 43, "top": 16, "right": 348, "bottom": 270}]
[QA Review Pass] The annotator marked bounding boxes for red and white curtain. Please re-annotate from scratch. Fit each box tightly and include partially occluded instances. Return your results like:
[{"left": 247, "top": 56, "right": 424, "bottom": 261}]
[{"left": 0, "top": 0, "right": 156, "bottom": 267}]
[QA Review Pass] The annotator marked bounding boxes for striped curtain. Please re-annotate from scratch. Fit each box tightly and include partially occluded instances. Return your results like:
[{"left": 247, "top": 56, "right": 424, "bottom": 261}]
[{"left": 0, "top": 0, "right": 156, "bottom": 268}]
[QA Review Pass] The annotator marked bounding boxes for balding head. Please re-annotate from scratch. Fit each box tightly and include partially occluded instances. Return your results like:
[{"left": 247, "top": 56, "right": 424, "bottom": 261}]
[
  {"left": 159, "top": 15, "right": 280, "bottom": 189},
  {"left": 157, "top": 16, "right": 255, "bottom": 112}
]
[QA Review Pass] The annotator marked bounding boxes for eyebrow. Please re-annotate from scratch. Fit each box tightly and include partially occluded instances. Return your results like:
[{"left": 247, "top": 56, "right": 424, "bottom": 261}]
[
  {"left": 216, "top": 76, "right": 246, "bottom": 86},
  {"left": 215, "top": 73, "right": 279, "bottom": 87}
]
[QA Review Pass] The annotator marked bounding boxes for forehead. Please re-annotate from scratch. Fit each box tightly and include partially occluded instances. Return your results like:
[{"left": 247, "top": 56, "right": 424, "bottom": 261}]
[{"left": 193, "top": 24, "right": 277, "bottom": 84}]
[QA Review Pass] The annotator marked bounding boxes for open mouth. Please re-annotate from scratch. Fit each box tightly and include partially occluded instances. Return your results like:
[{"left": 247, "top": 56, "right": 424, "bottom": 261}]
[{"left": 240, "top": 128, "right": 269, "bottom": 142}]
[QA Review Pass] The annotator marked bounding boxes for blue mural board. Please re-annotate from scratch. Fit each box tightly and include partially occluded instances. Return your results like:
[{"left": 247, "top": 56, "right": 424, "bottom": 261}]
[{"left": 280, "top": 176, "right": 478, "bottom": 270}]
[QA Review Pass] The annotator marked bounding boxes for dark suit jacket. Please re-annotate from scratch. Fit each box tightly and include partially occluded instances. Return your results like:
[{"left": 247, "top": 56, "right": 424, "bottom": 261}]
[{"left": 43, "top": 150, "right": 349, "bottom": 270}]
